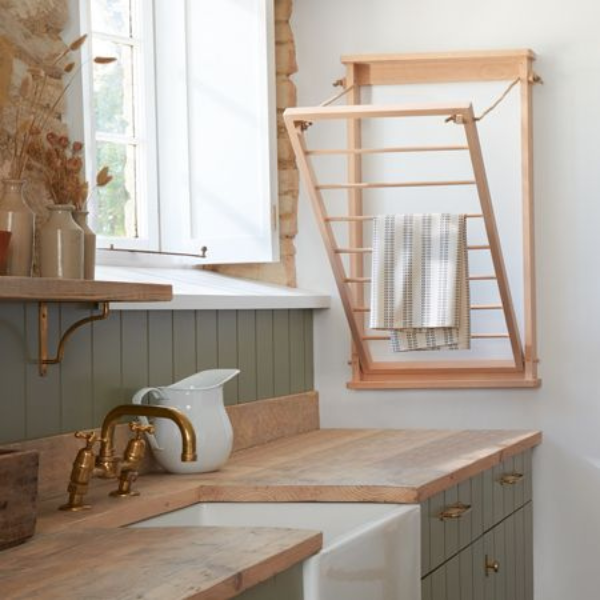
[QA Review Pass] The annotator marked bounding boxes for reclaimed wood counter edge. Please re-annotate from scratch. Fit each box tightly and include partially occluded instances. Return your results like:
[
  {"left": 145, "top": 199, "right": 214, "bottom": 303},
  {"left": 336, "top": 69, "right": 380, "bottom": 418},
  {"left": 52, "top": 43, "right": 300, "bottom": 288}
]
[
  {"left": 0, "top": 527, "right": 323, "bottom": 600},
  {"left": 0, "top": 276, "right": 172, "bottom": 302}
]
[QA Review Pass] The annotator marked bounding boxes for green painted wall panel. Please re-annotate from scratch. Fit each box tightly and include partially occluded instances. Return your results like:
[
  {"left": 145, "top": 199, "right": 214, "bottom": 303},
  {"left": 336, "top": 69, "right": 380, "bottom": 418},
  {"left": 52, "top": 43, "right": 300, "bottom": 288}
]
[
  {"left": 196, "top": 310, "right": 218, "bottom": 372},
  {"left": 60, "top": 304, "right": 93, "bottom": 433},
  {"left": 0, "top": 303, "right": 26, "bottom": 443},
  {"left": 92, "top": 311, "right": 122, "bottom": 424},
  {"left": 148, "top": 311, "right": 173, "bottom": 387},
  {"left": 289, "top": 309, "right": 305, "bottom": 394},
  {"left": 0, "top": 306, "right": 314, "bottom": 444},
  {"left": 273, "top": 310, "right": 290, "bottom": 397},
  {"left": 172, "top": 311, "right": 197, "bottom": 382},
  {"left": 303, "top": 310, "right": 314, "bottom": 390},
  {"left": 255, "top": 310, "right": 274, "bottom": 399},
  {"left": 217, "top": 311, "right": 238, "bottom": 405},
  {"left": 237, "top": 310, "right": 257, "bottom": 403},
  {"left": 26, "top": 303, "right": 61, "bottom": 439},
  {"left": 121, "top": 311, "right": 149, "bottom": 400}
]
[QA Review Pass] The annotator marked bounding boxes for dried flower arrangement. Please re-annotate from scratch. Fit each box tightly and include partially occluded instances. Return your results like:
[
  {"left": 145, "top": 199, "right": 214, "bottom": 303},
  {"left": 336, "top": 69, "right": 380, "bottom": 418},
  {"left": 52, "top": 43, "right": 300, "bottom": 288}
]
[
  {"left": 8, "top": 34, "right": 115, "bottom": 184},
  {"left": 27, "top": 133, "right": 112, "bottom": 209}
]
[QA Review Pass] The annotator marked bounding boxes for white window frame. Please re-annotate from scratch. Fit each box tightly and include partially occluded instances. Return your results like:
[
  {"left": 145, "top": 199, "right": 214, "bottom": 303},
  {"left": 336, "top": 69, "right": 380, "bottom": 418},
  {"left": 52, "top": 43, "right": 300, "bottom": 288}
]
[
  {"left": 81, "top": 0, "right": 279, "bottom": 266},
  {"left": 81, "top": 0, "right": 159, "bottom": 252}
]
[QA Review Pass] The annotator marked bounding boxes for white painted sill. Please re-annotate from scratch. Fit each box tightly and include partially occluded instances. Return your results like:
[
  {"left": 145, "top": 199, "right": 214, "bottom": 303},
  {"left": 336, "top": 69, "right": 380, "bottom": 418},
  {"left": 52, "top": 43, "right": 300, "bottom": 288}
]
[{"left": 96, "top": 266, "right": 331, "bottom": 311}]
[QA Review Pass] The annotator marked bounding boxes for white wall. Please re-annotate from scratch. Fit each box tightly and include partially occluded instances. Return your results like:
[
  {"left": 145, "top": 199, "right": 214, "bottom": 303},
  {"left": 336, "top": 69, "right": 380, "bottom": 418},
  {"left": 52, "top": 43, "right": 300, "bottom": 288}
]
[{"left": 292, "top": 1, "right": 600, "bottom": 599}]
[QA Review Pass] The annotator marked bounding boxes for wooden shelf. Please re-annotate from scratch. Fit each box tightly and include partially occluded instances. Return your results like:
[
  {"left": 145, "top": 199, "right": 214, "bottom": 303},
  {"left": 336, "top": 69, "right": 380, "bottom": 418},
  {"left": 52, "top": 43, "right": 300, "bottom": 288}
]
[
  {"left": 0, "top": 276, "right": 172, "bottom": 303},
  {"left": 0, "top": 277, "right": 172, "bottom": 376}
]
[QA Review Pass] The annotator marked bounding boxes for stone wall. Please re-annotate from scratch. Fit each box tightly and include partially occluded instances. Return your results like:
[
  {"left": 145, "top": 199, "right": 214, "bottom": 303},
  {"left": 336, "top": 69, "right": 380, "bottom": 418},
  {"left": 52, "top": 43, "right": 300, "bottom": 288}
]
[{"left": 207, "top": 0, "right": 299, "bottom": 287}]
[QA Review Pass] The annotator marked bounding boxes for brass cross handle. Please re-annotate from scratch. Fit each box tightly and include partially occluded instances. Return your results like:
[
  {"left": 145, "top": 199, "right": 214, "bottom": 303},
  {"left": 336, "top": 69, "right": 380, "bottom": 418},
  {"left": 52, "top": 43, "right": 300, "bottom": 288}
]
[
  {"left": 74, "top": 430, "right": 100, "bottom": 448},
  {"left": 129, "top": 421, "right": 155, "bottom": 438}
]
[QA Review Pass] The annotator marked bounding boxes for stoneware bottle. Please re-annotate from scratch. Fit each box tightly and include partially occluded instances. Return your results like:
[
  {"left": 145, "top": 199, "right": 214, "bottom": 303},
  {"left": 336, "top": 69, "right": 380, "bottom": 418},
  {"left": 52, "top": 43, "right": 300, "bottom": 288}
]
[
  {"left": 0, "top": 179, "right": 35, "bottom": 276},
  {"left": 73, "top": 210, "right": 96, "bottom": 280},
  {"left": 39, "top": 204, "right": 84, "bottom": 279}
]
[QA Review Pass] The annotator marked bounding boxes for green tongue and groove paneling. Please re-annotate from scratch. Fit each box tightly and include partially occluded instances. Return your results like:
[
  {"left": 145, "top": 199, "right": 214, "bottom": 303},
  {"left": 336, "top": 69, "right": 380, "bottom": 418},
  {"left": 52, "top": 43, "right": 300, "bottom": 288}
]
[{"left": 0, "top": 305, "right": 314, "bottom": 444}]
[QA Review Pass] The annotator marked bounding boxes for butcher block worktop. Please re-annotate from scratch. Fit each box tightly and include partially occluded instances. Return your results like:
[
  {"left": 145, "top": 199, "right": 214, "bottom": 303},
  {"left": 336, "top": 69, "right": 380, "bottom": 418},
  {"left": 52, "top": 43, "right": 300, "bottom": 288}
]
[
  {"left": 35, "top": 427, "right": 541, "bottom": 535},
  {"left": 0, "top": 527, "right": 321, "bottom": 600},
  {"left": 1, "top": 394, "right": 542, "bottom": 600}
]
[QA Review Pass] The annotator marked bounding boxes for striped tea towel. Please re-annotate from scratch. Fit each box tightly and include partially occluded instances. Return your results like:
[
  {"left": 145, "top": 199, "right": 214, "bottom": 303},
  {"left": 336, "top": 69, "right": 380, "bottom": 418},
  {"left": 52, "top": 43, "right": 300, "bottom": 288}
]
[{"left": 369, "top": 214, "right": 470, "bottom": 351}]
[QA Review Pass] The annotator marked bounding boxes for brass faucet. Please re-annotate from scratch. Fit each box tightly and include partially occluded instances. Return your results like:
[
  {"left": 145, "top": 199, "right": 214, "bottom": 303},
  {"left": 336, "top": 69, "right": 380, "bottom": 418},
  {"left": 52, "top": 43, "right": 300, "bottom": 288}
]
[{"left": 59, "top": 404, "right": 197, "bottom": 512}]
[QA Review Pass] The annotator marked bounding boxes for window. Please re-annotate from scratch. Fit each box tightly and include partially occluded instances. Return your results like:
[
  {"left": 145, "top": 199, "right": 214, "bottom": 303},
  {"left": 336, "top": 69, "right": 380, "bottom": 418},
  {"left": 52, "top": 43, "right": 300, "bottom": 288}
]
[{"left": 82, "top": 0, "right": 278, "bottom": 264}]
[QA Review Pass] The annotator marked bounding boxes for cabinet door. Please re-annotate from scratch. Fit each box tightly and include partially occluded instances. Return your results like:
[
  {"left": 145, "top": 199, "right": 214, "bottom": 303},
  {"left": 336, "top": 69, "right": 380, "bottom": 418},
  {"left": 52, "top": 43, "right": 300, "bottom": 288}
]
[{"left": 424, "top": 504, "right": 533, "bottom": 600}]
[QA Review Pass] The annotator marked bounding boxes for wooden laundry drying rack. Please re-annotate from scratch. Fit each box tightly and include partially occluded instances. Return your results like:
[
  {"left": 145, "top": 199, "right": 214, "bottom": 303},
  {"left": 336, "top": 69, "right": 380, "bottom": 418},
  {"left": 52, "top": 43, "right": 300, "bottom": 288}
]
[{"left": 284, "top": 50, "right": 540, "bottom": 389}]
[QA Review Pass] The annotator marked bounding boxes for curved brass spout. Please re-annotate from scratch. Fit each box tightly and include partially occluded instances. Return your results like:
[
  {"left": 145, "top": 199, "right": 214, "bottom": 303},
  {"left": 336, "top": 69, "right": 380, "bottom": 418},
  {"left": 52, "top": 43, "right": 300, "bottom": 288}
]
[{"left": 98, "top": 404, "right": 197, "bottom": 472}]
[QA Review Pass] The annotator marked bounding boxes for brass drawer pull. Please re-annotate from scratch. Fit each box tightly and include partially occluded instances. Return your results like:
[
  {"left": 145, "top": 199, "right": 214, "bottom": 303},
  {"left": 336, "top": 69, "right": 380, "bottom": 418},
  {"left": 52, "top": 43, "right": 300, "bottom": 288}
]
[
  {"left": 485, "top": 555, "right": 500, "bottom": 576},
  {"left": 438, "top": 502, "right": 472, "bottom": 521},
  {"left": 499, "top": 472, "right": 524, "bottom": 486}
]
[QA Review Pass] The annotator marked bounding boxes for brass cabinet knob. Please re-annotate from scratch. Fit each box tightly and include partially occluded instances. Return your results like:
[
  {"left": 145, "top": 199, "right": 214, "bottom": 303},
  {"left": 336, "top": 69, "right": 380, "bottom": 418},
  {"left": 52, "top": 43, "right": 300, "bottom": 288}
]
[
  {"left": 438, "top": 502, "right": 472, "bottom": 521},
  {"left": 485, "top": 555, "right": 500, "bottom": 576}
]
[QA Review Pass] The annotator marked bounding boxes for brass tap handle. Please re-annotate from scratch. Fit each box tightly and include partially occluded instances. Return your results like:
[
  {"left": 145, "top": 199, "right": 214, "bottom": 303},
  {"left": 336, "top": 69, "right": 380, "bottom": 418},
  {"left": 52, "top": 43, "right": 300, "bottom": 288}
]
[
  {"left": 129, "top": 421, "right": 155, "bottom": 439},
  {"left": 74, "top": 430, "right": 100, "bottom": 448}
]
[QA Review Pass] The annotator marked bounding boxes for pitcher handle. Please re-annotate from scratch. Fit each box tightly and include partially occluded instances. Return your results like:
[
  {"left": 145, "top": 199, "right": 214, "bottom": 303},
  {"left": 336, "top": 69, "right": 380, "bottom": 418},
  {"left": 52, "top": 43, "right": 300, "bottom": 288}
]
[{"left": 131, "top": 387, "right": 163, "bottom": 451}]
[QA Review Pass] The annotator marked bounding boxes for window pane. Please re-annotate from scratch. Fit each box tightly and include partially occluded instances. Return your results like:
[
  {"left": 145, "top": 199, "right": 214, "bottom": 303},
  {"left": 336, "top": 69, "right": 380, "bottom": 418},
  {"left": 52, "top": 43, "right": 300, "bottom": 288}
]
[
  {"left": 91, "top": 0, "right": 132, "bottom": 37},
  {"left": 93, "top": 142, "right": 138, "bottom": 238},
  {"left": 93, "top": 39, "right": 134, "bottom": 136}
]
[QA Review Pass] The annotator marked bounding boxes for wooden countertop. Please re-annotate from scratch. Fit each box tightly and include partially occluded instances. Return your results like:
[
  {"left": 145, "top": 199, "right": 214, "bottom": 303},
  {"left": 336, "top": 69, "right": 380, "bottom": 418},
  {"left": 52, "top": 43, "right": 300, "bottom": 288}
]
[
  {"left": 3, "top": 425, "right": 541, "bottom": 600},
  {"left": 0, "top": 527, "right": 321, "bottom": 600},
  {"left": 36, "top": 428, "right": 541, "bottom": 535}
]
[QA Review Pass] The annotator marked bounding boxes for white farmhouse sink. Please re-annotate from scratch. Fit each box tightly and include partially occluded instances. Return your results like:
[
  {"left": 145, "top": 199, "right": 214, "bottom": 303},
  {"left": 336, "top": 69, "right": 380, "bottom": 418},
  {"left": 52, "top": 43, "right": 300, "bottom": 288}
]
[{"left": 131, "top": 502, "right": 421, "bottom": 600}]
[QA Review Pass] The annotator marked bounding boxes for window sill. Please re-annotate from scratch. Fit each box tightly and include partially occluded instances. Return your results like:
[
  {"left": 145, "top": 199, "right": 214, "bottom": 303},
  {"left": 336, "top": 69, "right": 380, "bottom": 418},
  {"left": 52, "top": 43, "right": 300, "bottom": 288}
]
[{"left": 96, "top": 266, "right": 331, "bottom": 311}]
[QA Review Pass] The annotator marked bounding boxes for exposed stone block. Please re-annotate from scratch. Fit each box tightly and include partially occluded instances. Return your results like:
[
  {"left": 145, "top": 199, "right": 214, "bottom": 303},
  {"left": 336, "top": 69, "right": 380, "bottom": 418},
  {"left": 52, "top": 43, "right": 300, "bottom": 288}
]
[
  {"left": 275, "top": 41, "right": 297, "bottom": 76},
  {"left": 274, "top": 0, "right": 293, "bottom": 23}
]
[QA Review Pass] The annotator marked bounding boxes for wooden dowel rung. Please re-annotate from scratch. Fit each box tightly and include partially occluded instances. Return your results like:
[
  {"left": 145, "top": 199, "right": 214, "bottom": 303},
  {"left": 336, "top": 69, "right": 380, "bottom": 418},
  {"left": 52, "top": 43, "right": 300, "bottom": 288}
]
[
  {"left": 339, "top": 248, "right": 493, "bottom": 255},
  {"left": 471, "top": 333, "right": 510, "bottom": 339},
  {"left": 471, "top": 304, "right": 503, "bottom": 310},
  {"left": 362, "top": 333, "right": 510, "bottom": 341},
  {"left": 347, "top": 275, "right": 497, "bottom": 283},
  {"left": 307, "top": 145, "right": 470, "bottom": 156},
  {"left": 317, "top": 180, "right": 476, "bottom": 190},
  {"left": 335, "top": 248, "right": 372, "bottom": 254},
  {"left": 354, "top": 304, "right": 503, "bottom": 312},
  {"left": 468, "top": 274, "right": 497, "bottom": 281},
  {"left": 467, "top": 245, "right": 491, "bottom": 251},
  {"left": 325, "top": 214, "right": 483, "bottom": 222}
]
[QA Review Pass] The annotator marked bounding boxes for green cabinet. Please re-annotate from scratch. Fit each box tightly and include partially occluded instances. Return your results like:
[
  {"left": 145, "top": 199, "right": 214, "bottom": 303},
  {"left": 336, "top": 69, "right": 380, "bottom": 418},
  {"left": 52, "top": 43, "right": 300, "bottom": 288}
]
[{"left": 421, "top": 450, "right": 533, "bottom": 600}]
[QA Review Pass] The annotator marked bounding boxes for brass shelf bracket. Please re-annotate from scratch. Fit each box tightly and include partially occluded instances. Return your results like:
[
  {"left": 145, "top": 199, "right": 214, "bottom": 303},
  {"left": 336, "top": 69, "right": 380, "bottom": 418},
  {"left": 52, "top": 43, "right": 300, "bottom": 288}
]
[{"left": 38, "top": 301, "right": 110, "bottom": 376}]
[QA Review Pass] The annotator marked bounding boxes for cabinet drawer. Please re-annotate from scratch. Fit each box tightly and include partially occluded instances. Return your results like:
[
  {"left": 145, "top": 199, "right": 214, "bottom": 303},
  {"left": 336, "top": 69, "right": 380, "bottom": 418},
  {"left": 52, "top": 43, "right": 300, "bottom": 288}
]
[
  {"left": 422, "top": 502, "right": 533, "bottom": 600},
  {"left": 421, "top": 450, "right": 531, "bottom": 577}
]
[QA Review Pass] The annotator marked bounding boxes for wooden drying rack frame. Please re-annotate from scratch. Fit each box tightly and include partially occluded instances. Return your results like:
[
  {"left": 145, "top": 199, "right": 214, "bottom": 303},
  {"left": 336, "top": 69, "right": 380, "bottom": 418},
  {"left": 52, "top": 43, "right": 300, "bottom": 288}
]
[{"left": 284, "top": 50, "right": 540, "bottom": 389}]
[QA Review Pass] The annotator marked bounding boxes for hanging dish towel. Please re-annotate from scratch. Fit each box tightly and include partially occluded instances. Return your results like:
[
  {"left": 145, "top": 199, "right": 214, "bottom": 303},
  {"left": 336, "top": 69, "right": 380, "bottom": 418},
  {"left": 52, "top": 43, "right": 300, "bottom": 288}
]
[{"left": 369, "top": 213, "right": 470, "bottom": 351}]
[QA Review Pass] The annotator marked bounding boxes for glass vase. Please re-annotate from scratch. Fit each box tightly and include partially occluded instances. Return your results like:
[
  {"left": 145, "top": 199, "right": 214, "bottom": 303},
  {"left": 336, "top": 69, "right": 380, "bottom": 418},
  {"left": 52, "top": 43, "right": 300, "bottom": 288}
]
[
  {"left": 73, "top": 210, "right": 96, "bottom": 280},
  {"left": 0, "top": 179, "right": 35, "bottom": 276},
  {"left": 39, "top": 204, "right": 84, "bottom": 279}
]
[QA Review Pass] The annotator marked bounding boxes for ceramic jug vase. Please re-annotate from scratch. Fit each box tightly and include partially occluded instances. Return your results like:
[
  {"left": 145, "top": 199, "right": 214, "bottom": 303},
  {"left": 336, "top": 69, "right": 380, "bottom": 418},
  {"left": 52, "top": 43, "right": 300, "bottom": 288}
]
[{"left": 132, "top": 369, "right": 239, "bottom": 473}]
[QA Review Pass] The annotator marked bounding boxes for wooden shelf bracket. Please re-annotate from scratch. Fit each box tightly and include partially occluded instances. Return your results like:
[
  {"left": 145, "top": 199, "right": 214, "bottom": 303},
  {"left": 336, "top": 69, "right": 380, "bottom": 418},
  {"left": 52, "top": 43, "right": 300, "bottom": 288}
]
[{"left": 38, "top": 301, "right": 110, "bottom": 376}]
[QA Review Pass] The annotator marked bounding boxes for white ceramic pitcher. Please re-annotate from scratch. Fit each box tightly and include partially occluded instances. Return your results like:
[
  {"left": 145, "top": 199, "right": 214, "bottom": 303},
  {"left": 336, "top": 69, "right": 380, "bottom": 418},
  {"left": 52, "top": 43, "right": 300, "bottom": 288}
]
[{"left": 132, "top": 369, "right": 239, "bottom": 474}]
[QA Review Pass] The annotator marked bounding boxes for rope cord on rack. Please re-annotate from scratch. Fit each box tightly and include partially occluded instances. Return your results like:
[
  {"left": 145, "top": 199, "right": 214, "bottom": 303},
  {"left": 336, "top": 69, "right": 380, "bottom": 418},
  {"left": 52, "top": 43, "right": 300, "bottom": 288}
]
[
  {"left": 445, "top": 73, "right": 543, "bottom": 124},
  {"left": 299, "top": 79, "right": 355, "bottom": 131}
]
